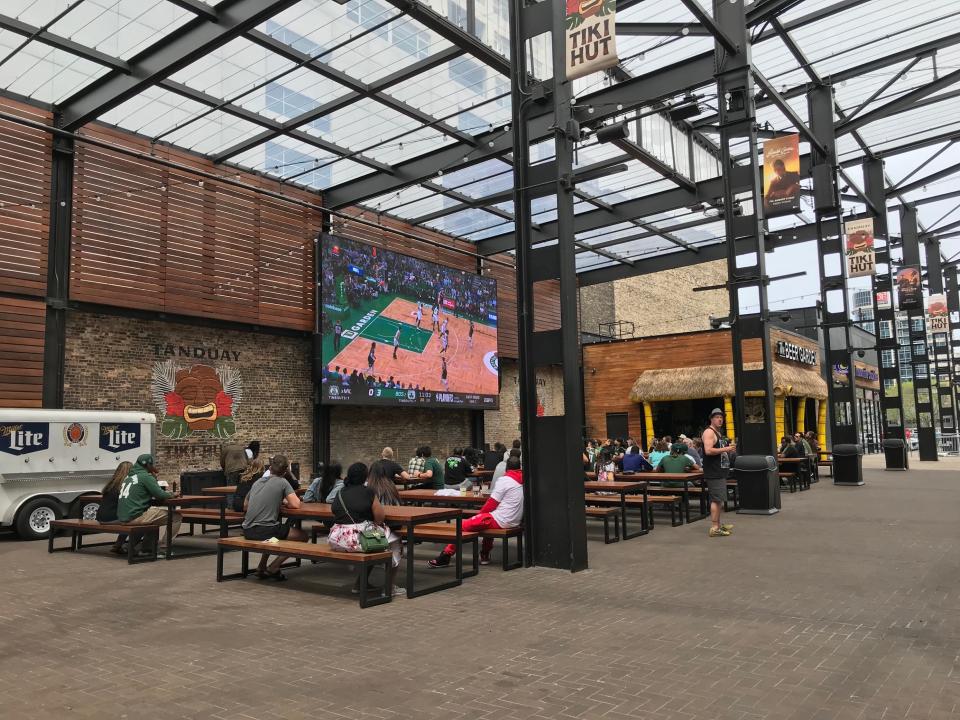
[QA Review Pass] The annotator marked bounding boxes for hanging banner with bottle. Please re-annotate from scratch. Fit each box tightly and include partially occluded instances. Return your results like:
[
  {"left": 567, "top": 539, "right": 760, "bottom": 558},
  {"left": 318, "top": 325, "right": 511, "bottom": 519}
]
[
  {"left": 844, "top": 217, "right": 876, "bottom": 278},
  {"left": 565, "top": 0, "right": 619, "bottom": 80},
  {"left": 927, "top": 293, "right": 949, "bottom": 332},
  {"left": 896, "top": 266, "right": 923, "bottom": 310},
  {"left": 762, "top": 134, "right": 801, "bottom": 217}
]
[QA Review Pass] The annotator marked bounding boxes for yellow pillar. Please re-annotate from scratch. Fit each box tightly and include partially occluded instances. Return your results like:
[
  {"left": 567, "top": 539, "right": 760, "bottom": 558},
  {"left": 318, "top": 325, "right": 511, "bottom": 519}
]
[
  {"left": 643, "top": 403, "right": 655, "bottom": 447},
  {"left": 775, "top": 394, "right": 786, "bottom": 442},
  {"left": 796, "top": 396, "right": 807, "bottom": 434},
  {"left": 817, "top": 399, "right": 828, "bottom": 451},
  {"left": 723, "top": 395, "right": 736, "bottom": 441}
]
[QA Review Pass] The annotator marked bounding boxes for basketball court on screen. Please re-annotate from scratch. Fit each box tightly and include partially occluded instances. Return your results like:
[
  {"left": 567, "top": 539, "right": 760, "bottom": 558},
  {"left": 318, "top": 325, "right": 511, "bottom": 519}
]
[{"left": 327, "top": 297, "right": 497, "bottom": 396}]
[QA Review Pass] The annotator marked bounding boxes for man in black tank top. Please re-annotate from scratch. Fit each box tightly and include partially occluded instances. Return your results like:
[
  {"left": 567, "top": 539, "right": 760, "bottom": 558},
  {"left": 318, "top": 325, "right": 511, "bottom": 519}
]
[{"left": 701, "top": 408, "right": 737, "bottom": 537}]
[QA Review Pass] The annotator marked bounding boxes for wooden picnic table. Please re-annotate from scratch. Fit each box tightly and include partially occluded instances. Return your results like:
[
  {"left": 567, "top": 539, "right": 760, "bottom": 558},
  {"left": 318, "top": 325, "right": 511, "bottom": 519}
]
[
  {"left": 398, "top": 489, "right": 489, "bottom": 507},
  {"left": 281, "top": 503, "right": 464, "bottom": 600},
  {"left": 202, "top": 484, "right": 306, "bottom": 496},
  {"left": 621, "top": 472, "right": 703, "bottom": 524},
  {"left": 583, "top": 480, "right": 649, "bottom": 539}
]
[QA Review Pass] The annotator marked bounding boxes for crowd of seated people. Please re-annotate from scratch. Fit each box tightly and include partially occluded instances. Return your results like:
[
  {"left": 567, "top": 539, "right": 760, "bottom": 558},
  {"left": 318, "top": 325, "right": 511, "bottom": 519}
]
[{"left": 583, "top": 436, "right": 705, "bottom": 477}]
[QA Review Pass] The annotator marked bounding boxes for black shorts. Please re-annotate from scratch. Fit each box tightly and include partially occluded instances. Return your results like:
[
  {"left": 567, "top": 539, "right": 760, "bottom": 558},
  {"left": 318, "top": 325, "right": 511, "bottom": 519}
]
[
  {"left": 242, "top": 523, "right": 290, "bottom": 541},
  {"left": 706, "top": 478, "right": 728, "bottom": 504}
]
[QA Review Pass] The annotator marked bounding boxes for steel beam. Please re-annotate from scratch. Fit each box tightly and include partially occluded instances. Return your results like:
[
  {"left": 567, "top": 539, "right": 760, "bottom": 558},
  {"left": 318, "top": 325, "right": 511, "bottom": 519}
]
[
  {"left": 746, "top": 0, "right": 805, "bottom": 26},
  {"left": 608, "top": 135, "right": 698, "bottom": 192},
  {"left": 837, "top": 68, "right": 960, "bottom": 136},
  {"left": 616, "top": 23, "right": 709, "bottom": 36},
  {"left": 385, "top": 0, "right": 510, "bottom": 76},
  {"left": 892, "top": 160, "right": 960, "bottom": 197},
  {"left": 59, "top": 0, "right": 301, "bottom": 130},
  {"left": 679, "top": 0, "right": 738, "bottom": 54},
  {"left": 324, "top": 52, "right": 717, "bottom": 208},
  {"left": 0, "top": 13, "right": 130, "bottom": 72}
]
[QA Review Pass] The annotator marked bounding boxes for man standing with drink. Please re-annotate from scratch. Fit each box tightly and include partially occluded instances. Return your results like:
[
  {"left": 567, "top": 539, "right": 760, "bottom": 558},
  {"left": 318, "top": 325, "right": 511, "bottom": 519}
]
[{"left": 701, "top": 409, "right": 737, "bottom": 537}]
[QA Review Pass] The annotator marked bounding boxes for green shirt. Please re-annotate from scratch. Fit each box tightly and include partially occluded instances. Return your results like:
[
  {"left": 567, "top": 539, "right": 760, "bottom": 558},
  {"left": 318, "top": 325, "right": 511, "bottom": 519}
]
[
  {"left": 658, "top": 454, "right": 695, "bottom": 486},
  {"left": 117, "top": 464, "right": 172, "bottom": 521},
  {"left": 423, "top": 456, "right": 444, "bottom": 489}
]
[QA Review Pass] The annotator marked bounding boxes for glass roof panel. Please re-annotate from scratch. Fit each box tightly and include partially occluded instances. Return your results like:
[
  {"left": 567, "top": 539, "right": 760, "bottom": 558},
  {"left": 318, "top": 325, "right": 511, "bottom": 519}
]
[
  {"left": 463, "top": 221, "right": 514, "bottom": 241},
  {"left": 0, "top": 33, "right": 109, "bottom": 103},
  {"left": 424, "top": 207, "right": 506, "bottom": 236},
  {"left": 161, "top": 110, "right": 268, "bottom": 155},
  {"left": 47, "top": 1, "right": 195, "bottom": 61},
  {"left": 323, "top": 15, "right": 453, "bottom": 83},
  {"left": 386, "top": 56, "right": 511, "bottom": 123},
  {"left": 99, "top": 85, "right": 208, "bottom": 137},
  {"left": 436, "top": 159, "right": 514, "bottom": 199},
  {"left": 366, "top": 184, "right": 442, "bottom": 214},
  {"left": 168, "top": 37, "right": 294, "bottom": 100},
  {"left": 230, "top": 135, "right": 374, "bottom": 189}
]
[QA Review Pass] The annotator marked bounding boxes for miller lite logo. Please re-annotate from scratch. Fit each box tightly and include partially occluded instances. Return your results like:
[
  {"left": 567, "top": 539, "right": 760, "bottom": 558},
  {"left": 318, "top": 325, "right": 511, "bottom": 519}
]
[
  {"left": 0, "top": 422, "right": 50, "bottom": 456},
  {"left": 98, "top": 423, "right": 141, "bottom": 453}
]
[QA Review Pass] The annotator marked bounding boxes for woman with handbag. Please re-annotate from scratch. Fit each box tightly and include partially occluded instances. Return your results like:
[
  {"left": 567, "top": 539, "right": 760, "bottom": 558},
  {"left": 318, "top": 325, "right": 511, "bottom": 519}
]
[{"left": 328, "top": 462, "right": 402, "bottom": 596}]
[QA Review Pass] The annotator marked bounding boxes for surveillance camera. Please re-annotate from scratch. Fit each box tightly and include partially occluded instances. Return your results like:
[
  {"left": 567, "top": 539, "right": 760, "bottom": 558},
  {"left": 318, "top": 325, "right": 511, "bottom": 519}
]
[{"left": 857, "top": 350, "right": 866, "bottom": 358}]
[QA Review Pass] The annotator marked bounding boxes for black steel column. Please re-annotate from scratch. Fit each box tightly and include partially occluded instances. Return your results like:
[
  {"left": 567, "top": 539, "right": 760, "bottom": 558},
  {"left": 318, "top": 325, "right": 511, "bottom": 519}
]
[
  {"left": 714, "top": 0, "right": 776, "bottom": 458},
  {"left": 946, "top": 266, "right": 960, "bottom": 435},
  {"left": 808, "top": 84, "right": 860, "bottom": 453},
  {"left": 509, "top": 0, "right": 588, "bottom": 570},
  {"left": 925, "top": 237, "right": 956, "bottom": 436},
  {"left": 42, "top": 122, "right": 73, "bottom": 408},
  {"left": 865, "top": 158, "right": 906, "bottom": 447},
  {"left": 901, "top": 206, "right": 938, "bottom": 460}
]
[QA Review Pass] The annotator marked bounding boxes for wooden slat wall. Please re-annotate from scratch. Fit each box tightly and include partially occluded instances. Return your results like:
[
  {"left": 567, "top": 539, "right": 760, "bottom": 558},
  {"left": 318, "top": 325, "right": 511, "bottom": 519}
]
[
  {"left": 0, "top": 297, "right": 45, "bottom": 408},
  {"left": 0, "top": 98, "right": 51, "bottom": 297},
  {"left": 70, "top": 125, "right": 320, "bottom": 331}
]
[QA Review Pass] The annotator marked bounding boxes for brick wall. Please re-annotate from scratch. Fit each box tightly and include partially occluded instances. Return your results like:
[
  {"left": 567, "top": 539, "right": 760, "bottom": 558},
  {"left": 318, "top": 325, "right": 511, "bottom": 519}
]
[
  {"left": 328, "top": 405, "right": 472, "bottom": 469},
  {"left": 612, "top": 259, "right": 729, "bottom": 337},
  {"left": 578, "top": 283, "right": 615, "bottom": 336},
  {"left": 483, "top": 359, "right": 565, "bottom": 445},
  {"left": 63, "top": 312, "right": 312, "bottom": 480}
]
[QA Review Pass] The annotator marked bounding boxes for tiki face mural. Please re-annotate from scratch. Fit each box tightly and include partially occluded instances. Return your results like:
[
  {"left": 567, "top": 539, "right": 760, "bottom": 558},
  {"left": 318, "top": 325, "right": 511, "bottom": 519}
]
[{"left": 152, "top": 361, "right": 242, "bottom": 439}]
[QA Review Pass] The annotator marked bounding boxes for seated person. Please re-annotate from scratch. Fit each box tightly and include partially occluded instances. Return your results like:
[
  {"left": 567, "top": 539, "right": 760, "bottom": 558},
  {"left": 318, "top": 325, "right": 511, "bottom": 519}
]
[
  {"left": 429, "top": 457, "right": 523, "bottom": 568},
  {"left": 378, "top": 447, "right": 410, "bottom": 485},
  {"left": 796, "top": 432, "right": 813, "bottom": 456},
  {"left": 117, "top": 454, "right": 181, "bottom": 556},
  {"left": 367, "top": 460, "right": 401, "bottom": 506},
  {"left": 97, "top": 460, "right": 132, "bottom": 555},
  {"left": 780, "top": 436, "right": 800, "bottom": 458},
  {"left": 621, "top": 450, "right": 653, "bottom": 472},
  {"left": 242, "top": 453, "right": 305, "bottom": 580},
  {"left": 416, "top": 446, "right": 445, "bottom": 489},
  {"left": 407, "top": 447, "right": 426, "bottom": 480},
  {"left": 444, "top": 448, "right": 471, "bottom": 489},
  {"left": 658, "top": 443, "right": 701, "bottom": 486},
  {"left": 232, "top": 459, "right": 265, "bottom": 512},
  {"left": 595, "top": 448, "right": 617, "bottom": 480},
  {"left": 328, "top": 462, "right": 402, "bottom": 596},
  {"left": 492, "top": 448, "right": 520, "bottom": 485},
  {"left": 648, "top": 440, "right": 670, "bottom": 469}
]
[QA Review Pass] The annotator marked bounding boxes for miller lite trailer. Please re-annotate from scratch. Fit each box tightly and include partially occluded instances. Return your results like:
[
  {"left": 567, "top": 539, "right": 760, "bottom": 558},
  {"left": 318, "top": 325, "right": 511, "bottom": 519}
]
[{"left": 0, "top": 409, "right": 155, "bottom": 540}]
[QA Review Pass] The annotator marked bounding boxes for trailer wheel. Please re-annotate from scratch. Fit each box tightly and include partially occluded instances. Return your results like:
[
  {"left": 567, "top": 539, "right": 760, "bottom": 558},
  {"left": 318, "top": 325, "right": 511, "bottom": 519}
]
[
  {"left": 73, "top": 497, "right": 100, "bottom": 521},
  {"left": 15, "top": 498, "right": 63, "bottom": 540}
]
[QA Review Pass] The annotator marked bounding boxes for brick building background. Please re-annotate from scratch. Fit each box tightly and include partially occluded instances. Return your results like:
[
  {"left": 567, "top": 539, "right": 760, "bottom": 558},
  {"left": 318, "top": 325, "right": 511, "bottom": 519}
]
[
  {"left": 579, "top": 259, "right": 729, "bottom": 338},
  {"left": 63, "top": 312, "right": 312, "bottom": 479}
]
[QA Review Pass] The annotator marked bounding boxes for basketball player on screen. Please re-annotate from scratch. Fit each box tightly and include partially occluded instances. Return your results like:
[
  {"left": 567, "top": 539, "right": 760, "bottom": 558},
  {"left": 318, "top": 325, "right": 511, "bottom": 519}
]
[
  {"left": 432, "top": 304, "right": 440, "bottom": 332},
  {"left": 415, "top": 301, "right": 423, "bottom": 328},
  {"left": 440, "top": 330, "right": 448, "bottom": 355},
  {"left": 366, "top": 342, "right": 376, "bottom": 375},
  {"left": 468, "top": 319, "right": 474, "bottom": 350},
  {"left": 441, "top": 356, "right": 449, "bottom": 389},
  {"left": 440, "top": 316, "right": 448, "bottom": 336},
  {"left": 392, "top": 327, "right": 401, "bottom": 359}
]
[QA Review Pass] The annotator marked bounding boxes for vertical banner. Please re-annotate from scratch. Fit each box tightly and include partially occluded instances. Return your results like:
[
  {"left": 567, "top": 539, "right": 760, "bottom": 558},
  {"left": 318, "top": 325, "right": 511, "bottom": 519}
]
[
  {"left": 927, "top": 293, "right": 949, "bottom": 332},
  {"left": 762, "top": 134, "right": 801, "bottom": 216},
  {"left": 844, "top": 218, "right": 876, "bottom": 278},
  {"left": 565, "top": 0, "right": 618, "bottom": 80},
  {"left": 896, "top": 266, "right": 923, "bottom": 310}
]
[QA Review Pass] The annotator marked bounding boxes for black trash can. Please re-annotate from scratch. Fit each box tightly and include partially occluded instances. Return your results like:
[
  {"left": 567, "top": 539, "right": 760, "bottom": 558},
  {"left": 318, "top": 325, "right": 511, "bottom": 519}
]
[
  {"left": 832, "top": 444, "right": 864, "bottom": 485},
  {"left": 179, "top": 469, "right": 226, "bottom": 495},
  {"left": 734, "top": 455, "right": 780, "bottom": 515},
  {"left": 882, "top": 438, "right": 908, "bottom": 471}
]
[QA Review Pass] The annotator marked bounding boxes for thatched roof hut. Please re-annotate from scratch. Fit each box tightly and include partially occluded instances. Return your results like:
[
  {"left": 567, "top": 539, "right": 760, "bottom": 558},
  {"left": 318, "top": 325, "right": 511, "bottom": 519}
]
[{"left": 629, "top": 362, "right": 827, "bottom": 403}]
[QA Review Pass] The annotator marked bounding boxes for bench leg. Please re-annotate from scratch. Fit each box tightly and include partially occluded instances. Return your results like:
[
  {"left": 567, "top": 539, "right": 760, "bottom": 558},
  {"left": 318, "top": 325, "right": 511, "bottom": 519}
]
[
  {"left": 501, "top": 535, "right": 522, "bottom": 571},
  {"left": 241, "top": 549, "right": 249, "bottom": 578},
  {"left": 613, "top": 514, "right": 620, "bottom": 541},
  {"left": 217, "top": 545, "right": 224, "bottom": 581},
  {"left": 76, "top": 531, "right": 83, "bottom": 550},
  {"left": 358, "top": 559, "right": 393, "bottom": 609}
]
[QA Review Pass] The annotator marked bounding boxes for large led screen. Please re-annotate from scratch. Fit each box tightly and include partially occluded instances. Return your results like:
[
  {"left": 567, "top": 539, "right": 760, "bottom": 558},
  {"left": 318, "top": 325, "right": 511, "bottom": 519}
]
[{"left": 319, "top": 234, "right": 499, "bottom": 409}]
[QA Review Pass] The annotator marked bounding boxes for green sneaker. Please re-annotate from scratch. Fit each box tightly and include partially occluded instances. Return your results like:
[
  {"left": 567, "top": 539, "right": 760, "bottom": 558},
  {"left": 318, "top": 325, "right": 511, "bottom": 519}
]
[{"left": 709, "top": 526, "right": 731, "bottom": 537}]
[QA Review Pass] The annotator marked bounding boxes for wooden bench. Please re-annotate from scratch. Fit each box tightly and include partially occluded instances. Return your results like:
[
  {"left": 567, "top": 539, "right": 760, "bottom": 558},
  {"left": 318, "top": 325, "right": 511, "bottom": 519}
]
[
  {"left": 396, "top": 522, "right": 482, "bottom": 577},
  {"left": 48, "top": 519, "right": 160, "bottom": 564},
  {"left": 216, "top": 537, "right": 393, "bottom": 609},
  {"left": 178, "top": 508, "right": 244, "bottom": 536},
  {"left": 585, "top": 506, "right": 620, "bottom": 543},
  {"left": 817, "top": 459, "right": 833, "bottom": 477},
  {"left": 584, "top": 493, "right": 682, "bottom": 528},
  {"left": 478, "top": 526, "right": 523, "bottom": 570}
]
